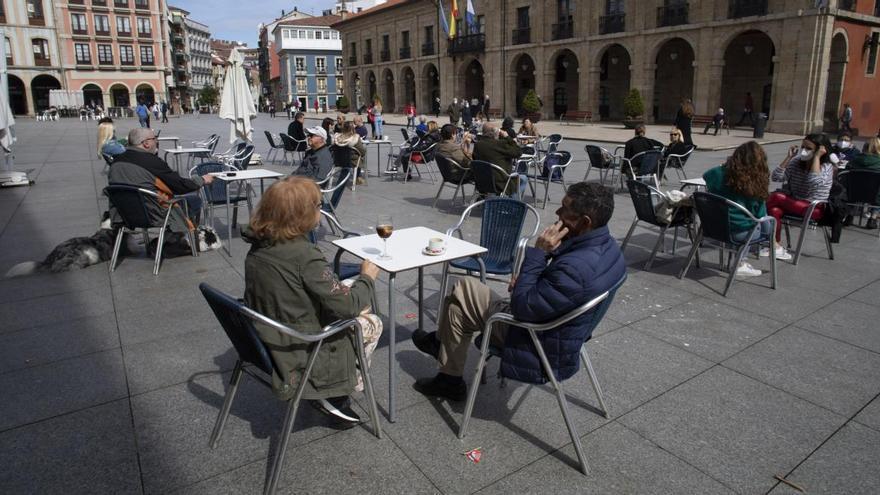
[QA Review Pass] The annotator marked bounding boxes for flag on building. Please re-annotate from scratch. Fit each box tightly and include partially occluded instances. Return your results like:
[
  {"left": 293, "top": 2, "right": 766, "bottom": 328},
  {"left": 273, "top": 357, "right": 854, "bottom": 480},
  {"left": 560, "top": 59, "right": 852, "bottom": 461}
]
[
  {"left": 449, "top": 0, "right": 459, "bottom": 38},
  {"left": 438, "top": 0, "right": 450, "bottom": 37},
  {"left": 465, "top": 0, "right": 478, "bottom": 34}
]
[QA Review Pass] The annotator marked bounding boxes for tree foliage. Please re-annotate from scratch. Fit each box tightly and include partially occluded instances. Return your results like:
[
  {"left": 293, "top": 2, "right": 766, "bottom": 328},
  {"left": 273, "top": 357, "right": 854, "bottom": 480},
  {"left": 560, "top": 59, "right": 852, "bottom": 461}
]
[
  {"left": 522, "top": 90, "right": 540, "bottom": 114},
  {"left": 623, "top": 89, "right": 644, "bottom": 118},
  {"left": 199, "top": 85, "right": 219, "bottom": 107}
]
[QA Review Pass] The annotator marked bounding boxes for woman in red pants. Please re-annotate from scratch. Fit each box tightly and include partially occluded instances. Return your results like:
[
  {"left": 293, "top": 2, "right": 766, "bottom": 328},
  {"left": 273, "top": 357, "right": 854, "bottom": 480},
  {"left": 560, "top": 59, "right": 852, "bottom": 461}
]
[{"left": 765, "top": 133, "right": 835, "bottom": 260}]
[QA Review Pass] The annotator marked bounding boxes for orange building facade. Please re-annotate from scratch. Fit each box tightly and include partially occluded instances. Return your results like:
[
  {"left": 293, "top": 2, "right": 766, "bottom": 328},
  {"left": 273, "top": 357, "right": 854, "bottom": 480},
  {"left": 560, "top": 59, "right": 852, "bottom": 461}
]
[{"left": 829, "top": 4, "right": 880, "bottom": 136}]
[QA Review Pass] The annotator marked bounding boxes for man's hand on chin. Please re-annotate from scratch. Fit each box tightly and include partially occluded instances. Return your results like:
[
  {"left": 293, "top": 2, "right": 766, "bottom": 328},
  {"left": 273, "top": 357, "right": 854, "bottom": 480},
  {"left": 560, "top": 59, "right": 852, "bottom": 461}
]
[{"left": 535, "top": 221, "right": 569, "bottom": 253}]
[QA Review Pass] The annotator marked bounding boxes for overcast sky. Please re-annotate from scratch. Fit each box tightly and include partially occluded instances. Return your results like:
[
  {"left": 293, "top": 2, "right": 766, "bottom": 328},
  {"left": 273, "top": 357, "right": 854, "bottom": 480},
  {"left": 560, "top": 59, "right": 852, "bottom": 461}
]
[{"left": 178, "top": 0, "right": 334, "bottom": 47}]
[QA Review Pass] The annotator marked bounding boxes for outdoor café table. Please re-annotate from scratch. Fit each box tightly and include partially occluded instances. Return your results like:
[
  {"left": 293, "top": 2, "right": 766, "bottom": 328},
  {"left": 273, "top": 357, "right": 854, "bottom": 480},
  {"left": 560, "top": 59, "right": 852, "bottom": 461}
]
[
  {"left": 164, "top": 147, "right": 210, "bottom": 175},
  {"left": 209, "top": 169, "right": 285, "bottom": 256},
  {"left": 157, "top": 136, "right": 180, "bottom": 148},
  {"left": 332, "top": 226, "right": 487, "bottom": 422},
  {"left": 362, "top": 138, "right": 393, "bottom": 176},
  {"left": 678, "top": 177, "right": 707, "bottom": 191}
]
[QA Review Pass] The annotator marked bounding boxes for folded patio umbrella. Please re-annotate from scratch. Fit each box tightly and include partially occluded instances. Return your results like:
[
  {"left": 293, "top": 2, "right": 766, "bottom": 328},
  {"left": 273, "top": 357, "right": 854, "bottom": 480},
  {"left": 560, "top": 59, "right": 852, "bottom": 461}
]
[{"left": 219, "top": 47, "right": 257, "bottom": 144}]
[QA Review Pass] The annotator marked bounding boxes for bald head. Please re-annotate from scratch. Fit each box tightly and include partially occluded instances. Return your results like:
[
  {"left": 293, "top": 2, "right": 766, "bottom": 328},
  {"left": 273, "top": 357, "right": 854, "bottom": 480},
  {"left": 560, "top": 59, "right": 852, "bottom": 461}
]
[{"left": 482, "top": 122, "right": 498, "bottom": 138}]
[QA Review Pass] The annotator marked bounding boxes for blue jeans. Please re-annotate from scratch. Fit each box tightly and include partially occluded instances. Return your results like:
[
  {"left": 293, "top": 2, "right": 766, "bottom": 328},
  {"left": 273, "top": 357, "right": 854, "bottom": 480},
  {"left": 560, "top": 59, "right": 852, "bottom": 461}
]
[
  {"left": 181, "top": 192, "right": 203, "bottom": 222},
  {"left": 731, "top": 221, "right": 772, "bottom": 244},
  {"left": 138, "top": 117, "right": 148, "bottom": 128},
  {"left": 374, "top": 116, "right": 383, "bottom": 139}
]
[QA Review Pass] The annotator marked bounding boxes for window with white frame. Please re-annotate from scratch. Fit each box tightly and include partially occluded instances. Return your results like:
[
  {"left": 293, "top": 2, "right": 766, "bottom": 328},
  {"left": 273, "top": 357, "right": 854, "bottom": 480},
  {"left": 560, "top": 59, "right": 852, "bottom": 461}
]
[
  {"left": 119, "top": 44, "right": 134, "bottom": 64},
  {"left": 97, "top": 44, "right": 113, "bottom": 64},
  {"left": 74, "top": 43, "right": 91, "bottom": 63},
  {"left": 71, "top": 13, "right": 88, "bottom": 34},
  {"left": 316, "top": 57, "right": 326, "bottom": 73},
  {"left": 315, "top": 31, "right": 323, "bottom": 40},
  {"left": 295, "top": 57, "right": 305, "bottom": 72},
  {"left": 296, "top": 77, "right": 307, "bottom": 93},
  {"left": 94, "top": 14, "right": 110, "bottom": 34},
  {"left": 335, "top": 57, "right": 342, "bottom": 72},
  {"left": 136, "top": 17, "right": 151, "bottom": 36},
  {"left": 317, "top": 77, "right": 327, "bottom": 93},
  {"left": 116, "top": 16, "right": 131, "bottom": 36},
  {"left": 140, "top": 45, "right": 154, "bottom": 64}
]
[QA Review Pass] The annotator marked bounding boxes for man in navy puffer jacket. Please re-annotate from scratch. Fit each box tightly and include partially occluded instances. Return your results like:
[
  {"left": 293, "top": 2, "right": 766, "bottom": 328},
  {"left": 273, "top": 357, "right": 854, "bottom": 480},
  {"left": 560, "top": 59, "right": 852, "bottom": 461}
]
[{"left": 413, "top": 182, "right": 626, "bottom": 400}]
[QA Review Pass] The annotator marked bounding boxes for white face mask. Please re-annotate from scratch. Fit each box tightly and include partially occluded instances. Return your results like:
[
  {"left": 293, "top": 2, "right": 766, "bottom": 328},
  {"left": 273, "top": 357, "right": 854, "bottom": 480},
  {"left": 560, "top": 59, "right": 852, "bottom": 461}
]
[
  {"left": 838, "top": 140, "right": 851, "bottom": 149},
  {"left": 799, "top": 148, "right": 814, "bottom": 160}
]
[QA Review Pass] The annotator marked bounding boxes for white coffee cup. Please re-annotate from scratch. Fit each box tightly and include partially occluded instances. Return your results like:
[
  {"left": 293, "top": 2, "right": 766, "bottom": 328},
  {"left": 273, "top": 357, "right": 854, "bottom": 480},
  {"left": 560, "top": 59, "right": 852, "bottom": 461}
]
[
  {"left": 427, "top": 237, "right": 444, "bottom": 252},
  {"left": 176, "top": 144, "right": 182, "bottom": 150}
]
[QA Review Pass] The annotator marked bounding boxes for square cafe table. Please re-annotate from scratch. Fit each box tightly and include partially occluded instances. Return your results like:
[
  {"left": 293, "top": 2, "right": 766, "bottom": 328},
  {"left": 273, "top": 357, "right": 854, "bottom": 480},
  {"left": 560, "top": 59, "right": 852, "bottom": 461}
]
[
  {"left": 209, "top": 169, "right": 285, "bottom": 256},
  {"left": 333, "top": 226, "right": 487, "bottom": 422},
  {"left": 164, "top": 147, "right": 210, "bottom": 175},
  {"left": 362, "top": 138, "right": 393, "bottom": 176}
]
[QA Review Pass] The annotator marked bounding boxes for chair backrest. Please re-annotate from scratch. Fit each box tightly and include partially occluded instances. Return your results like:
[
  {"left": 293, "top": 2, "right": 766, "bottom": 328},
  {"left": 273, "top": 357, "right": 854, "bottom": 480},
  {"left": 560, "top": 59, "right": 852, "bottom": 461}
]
[
  {"left": 326, "top": 167, "right": 352, "bottom": 209},
  {"left": 584, "top": 145, "right": 612, "bottom": 169},
  {"left": 434, "top": 154, "right": 459, "bottom": 183},
  {"left": 691, "top": 191, "right": 739, "bottom": 243},
  {"left": 479, "top": 197, "right": 530, "bottom": 269},
  {"left": 191, "top": 162, "right": 239, "bottom": 203},
  {"left": 543, "top": 151, "right": 572, "bottom": 179},
  {"left": 279, "top": 133, "right": 297, "bottom": 152},
  {"left": 330, "top": 145, "right": 353, "bottom": 169},
  {"left": 838, "top": 169, "right": 880, "bottom": 205},
  {"left": 104, "top": 185, "right": 165, "bottom": 230},
  {"left": 233, "top": 144, "right": 255, "bottom": 170},
  {"left": 548, "top": 133, "right": 563, "bottom": 145},
  {"left": 198, "top": 283, "right": 275, "bottom": 376},
  {"left": 206, "top": 134, "right": 220, "bottom": 153},
  {"left": 626, "top": 179, "right": 667, "bottom": 226},
  {"left": 633, "top": 150, "right": 663, "bottom": 177},
  {"left": 264, "top": 130, "right": 278, "bottom": 148},
  {"left": 470, "top": 160, "right": 503, "bottom": 195}
]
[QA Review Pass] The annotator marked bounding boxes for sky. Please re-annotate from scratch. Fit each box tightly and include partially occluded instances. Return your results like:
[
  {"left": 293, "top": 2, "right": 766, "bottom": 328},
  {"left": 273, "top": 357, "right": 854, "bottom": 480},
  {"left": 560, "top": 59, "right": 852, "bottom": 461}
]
[{"left": 177, "top": 0, "right": 335, "bottom": 47}]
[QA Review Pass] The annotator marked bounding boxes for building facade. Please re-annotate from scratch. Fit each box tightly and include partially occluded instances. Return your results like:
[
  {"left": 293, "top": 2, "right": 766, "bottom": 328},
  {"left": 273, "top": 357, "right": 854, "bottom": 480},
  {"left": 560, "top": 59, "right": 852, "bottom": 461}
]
[
  {"left": 184, "top": 16, "right": 209, "bottom": 106},
  {"left": 2, "top": 0, "right": 65, "bottom": 115},
  {"left": 274, "top": 14, "right": 344, "bottom": 112},
  {"left": 258, "top": 8, "right": 313, "bottom": 111},
  {"left": 334, "top": 0, "right": 880, "bottom": 135},
  {"left": 166, "top": 6, "right": 211, "bottom": 112},
  {"left": 54, "top": 0, "right": 168, "bottom": 113}
]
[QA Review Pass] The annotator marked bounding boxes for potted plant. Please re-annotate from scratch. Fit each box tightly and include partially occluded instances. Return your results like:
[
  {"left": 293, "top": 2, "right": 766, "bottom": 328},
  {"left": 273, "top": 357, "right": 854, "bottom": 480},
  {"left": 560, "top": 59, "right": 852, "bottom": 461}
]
[
  {"left": 622, "top": 88, "right": 644, "bottom": 129},
  {"left": 335, "top": 95, "right": 350, "bottom": 113},
  {"left": 521, "top": 89, "right": 541, "bottom": 123}
]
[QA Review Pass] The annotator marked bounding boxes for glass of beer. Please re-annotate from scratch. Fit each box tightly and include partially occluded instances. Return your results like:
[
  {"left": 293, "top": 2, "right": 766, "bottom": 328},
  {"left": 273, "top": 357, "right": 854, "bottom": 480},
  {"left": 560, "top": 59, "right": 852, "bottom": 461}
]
[{"left": 376, "top": 214, "right": 393, "bottom": 260}]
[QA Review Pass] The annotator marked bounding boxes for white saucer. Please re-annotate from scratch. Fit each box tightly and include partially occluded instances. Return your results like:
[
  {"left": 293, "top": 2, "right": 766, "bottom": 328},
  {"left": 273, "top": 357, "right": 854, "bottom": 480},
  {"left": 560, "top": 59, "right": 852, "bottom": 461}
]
[{"left": 422, "top": 247, "right": 446, "bottom": 256}]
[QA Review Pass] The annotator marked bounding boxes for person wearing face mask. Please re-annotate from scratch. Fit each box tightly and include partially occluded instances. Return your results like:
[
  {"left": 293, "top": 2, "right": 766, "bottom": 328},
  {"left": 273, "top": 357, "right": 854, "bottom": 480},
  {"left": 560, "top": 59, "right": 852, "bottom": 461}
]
[
  {"left": 765, "top": 133, "right": 835, "bottom": 260},
  {"left": 832, "top": 131, "right": 860, "bottom": 162},
  {"left": 108, "top": 128, "right": 214, "bottom": 224},
  {"left": 410, "top": 183, "right": 626, "bottom": 400}
]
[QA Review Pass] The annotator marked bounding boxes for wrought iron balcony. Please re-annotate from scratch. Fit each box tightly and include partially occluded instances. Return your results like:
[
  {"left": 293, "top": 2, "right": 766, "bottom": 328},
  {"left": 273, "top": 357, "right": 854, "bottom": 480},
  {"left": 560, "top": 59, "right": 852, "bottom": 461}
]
[
  {"left": 512, "top": 27, "right": 530, "bottom": 45},
  {"left": 399, "top": 46, "right": 411, "bottom": 59},
  {"left": 349, "top": 55, "right": 357, "bottom": 66},
  {"left": 552, "top": 20, "right": 573, "bottom": 40},
  {"left": 448, "top": 33, "right": 485, "bottom": 55},
  {"left": 657, "top": 3, "right": 688, "bottom": 27},
  {"left": 839, "top": 0, "right": 856, "bottom": 11},
  {"left": 422, "top": 42, "right": 435, "bottom": 56},
  {"left": 363, "top": 52, "right": 373, "bottom": 64},
  {"left": 599, "top": 13, "right": 625, "bottom": 34},
  {"left": 728, "top": 0, "right": 767, "bottom": 18},
  {"left": 380, "top": 50, "right": 390, "bottom": 62}
]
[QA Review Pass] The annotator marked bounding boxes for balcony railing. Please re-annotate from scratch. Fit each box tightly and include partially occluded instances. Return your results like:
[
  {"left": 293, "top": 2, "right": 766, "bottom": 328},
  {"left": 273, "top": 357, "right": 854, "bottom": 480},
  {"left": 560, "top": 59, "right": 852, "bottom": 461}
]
[
  {"left": 349, "top": 55, "right": 357, "bottom": 66},
  {"left": 95, "top": 29, "right": 110, "bottom": 36},
  {"left": 134, "top": 0, "right": 148, "bottom": 9},
  {"left": 512, "top": 27, "right": 530, "bottom": 45},
  {"left": 657, "top": 3, "right": 689, "bottom": 27},
  {"left": 422, "top": 42, "right": 435, "bottom": 56},
  {"left": 399, "top": 46, "right": 411, "bottom": 59},
  {"left": 363, "top": 53, "right": 373, "bottom": 64},
  {"left": 380, "top": 49, "right": 390, "bottom": 62},
  {"left": 448, "top": 33, "right": 485, "bottom": 54},
  {"left": 114, "top": 0, "right": 129, "bottom": 8},
  {"left": 552, "top": 20, "right": 573, "bottom": 40},
  {"left": 599, "top": 13, "right": 625, "bottom": 34},
  {"left": 728, "top": 0, "right": 767, "bottom": 18},
  {"left": 317, "top": 67, "right": 327, "bottom": 74},
  {"left": 839, "top": 0, "right": 856, "bottom": 11},
  {"left": 72, "top": 28, "right": 89, "bottom": 35},
  {"left": 35, "top": 57, "right": 51, "bottom": 66},
  {"left": 92, "top": 0, "right": 107, "bottom": 6}
]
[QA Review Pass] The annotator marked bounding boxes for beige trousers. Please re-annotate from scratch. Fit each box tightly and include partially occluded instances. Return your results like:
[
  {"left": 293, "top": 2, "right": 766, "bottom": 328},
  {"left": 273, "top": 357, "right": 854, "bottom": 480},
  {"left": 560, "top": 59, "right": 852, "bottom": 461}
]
[{"left": 437, "top": 278, "right": 509, "bottom": 376}]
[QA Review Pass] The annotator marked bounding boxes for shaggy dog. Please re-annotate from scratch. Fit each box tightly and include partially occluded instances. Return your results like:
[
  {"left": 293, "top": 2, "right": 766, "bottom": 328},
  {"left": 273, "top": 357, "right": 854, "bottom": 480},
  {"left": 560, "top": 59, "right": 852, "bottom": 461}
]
[{"left": 5, "top": 213, "right": 221, "bottom": 277}]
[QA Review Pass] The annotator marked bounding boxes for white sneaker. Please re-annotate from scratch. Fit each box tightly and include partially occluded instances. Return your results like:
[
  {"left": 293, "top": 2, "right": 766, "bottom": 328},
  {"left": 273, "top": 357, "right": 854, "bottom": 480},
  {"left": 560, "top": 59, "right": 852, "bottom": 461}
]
[
  {"left": 760, "top": 246, "right": 793, "bottom": 261},
  {"left": 735, "top": 262, "right": 762, "bottom": 277}
]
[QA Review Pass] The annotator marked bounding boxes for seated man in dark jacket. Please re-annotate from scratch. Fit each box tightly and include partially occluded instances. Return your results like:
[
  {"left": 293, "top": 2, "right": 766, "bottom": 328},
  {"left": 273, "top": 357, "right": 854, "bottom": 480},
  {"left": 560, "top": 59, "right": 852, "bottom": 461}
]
[
  {"left": 473, "top": 122, "right": 524, "bottom": 196},
  {"left": 110, "top": 128, "right": 214, "bottom": 223},
  {"left": 287, "top": 112, "right": 308, "bottom": 152},
  {"left": 623, "top": 124, "right": 663, "bottom": 176},
  {"left": 292, "top": 126, "right": 333, "bottom": 181},
  {"left": 412, "top": 182, "right": 626, "bottom": 400}
]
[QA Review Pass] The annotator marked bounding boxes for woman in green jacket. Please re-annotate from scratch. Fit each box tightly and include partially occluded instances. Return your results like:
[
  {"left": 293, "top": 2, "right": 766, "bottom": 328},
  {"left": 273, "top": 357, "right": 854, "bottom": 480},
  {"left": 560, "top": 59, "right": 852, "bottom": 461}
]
[
  {"left": 702, "top": 141, "right": 771, "bottom": 278},
  {"left": 243, "top": 176, "right": 382, "bottom": 426}
]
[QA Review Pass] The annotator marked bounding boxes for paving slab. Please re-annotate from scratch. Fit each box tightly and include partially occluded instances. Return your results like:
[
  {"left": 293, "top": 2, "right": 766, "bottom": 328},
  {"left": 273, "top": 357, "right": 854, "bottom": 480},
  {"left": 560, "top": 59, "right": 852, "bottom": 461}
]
[
  {"left": 619, "top": 366, "right": 846, "bottom": 494},
  {"left": 854, "top": 395, "right": 880, "bottom": 432},
  {"left": 0, "top": 399, "right": 141, "bottom": 494},
  {"left": 0, "top": 286, "right": 114, "bottom": 335},
  {"left": 795, "top": 298, "right": 880, "bottom": 353},
  {"left": 767, "top": 422, "right": 880, "bottom": 495}
]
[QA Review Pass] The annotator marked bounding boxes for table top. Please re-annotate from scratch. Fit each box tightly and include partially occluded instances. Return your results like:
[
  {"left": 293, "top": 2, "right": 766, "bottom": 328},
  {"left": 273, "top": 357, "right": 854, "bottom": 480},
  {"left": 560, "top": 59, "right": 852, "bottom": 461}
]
[
  {"left": 679, "top": 178, "right": 707, "bottom": 187},
  {"left": 157, "top": 136, "right": 179, "bottom": 141},
  {"left": 333, "top": 226, "right": 487, "bottom": 273},
  {"left": 363, "top": 139, "right": 392, "bottom": 144},
  {"left": 210, "top": 169, "right": 285, "bottom": 181},
  {"left": 165, "top": 147, "right": 210, "bottom": 154}
]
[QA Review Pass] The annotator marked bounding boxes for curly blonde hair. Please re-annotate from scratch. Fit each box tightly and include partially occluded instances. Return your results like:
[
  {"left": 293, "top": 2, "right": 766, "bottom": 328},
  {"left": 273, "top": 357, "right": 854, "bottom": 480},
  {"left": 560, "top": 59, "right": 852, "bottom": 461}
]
[{"left": 725, "top": 141, "right": 769, "bottom": 200}]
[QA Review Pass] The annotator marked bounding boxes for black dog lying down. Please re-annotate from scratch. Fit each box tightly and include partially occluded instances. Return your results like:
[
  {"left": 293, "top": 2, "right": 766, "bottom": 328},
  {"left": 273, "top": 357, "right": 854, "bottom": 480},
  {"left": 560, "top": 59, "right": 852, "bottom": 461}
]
[{"left": 5, "top": 213, "right": 221, "bottom": 277}]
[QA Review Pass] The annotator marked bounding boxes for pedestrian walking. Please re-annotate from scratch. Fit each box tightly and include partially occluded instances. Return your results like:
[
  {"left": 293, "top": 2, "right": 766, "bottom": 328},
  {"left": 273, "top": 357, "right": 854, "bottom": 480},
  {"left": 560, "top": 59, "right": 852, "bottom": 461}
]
[
  {"left": 736, "top": 92, "right": 755, "bottom": 127},
  {"left": 160, "top": 101, "right": 169, "bottom": 123},
  {"left": 674, "top": 98, "right": 695, "bottom": 145},
  {"left": 840, "top": 103, "right": 853, "bottom": 133}
]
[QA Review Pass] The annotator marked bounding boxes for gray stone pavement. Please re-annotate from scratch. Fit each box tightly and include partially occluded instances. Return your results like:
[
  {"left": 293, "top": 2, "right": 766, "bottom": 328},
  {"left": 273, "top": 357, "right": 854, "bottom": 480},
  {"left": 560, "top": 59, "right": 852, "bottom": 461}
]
[{"left": 0, "top": 113, "right": 878, "bottom": 494}]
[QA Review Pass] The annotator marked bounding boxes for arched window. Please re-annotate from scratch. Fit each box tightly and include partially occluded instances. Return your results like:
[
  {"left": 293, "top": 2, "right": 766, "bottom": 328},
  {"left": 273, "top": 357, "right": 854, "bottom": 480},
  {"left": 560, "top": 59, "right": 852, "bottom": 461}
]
[{"left": 32, "top": 38, "right": 50, "bottom": 66}]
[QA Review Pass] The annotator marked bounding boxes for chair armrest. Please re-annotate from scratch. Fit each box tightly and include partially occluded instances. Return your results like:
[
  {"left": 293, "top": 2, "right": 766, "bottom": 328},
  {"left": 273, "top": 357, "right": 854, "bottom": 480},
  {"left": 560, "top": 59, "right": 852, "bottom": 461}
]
[
  {"left": 242, "top": 308, "right": 361, "bottom": 343},
  {"left": 483, "top": 290, "right": 610, "bottom": 334}
]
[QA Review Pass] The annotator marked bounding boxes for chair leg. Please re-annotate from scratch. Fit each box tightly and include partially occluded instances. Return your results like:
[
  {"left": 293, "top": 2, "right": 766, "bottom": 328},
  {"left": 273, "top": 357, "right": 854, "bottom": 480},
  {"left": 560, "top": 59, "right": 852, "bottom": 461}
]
[
  {"left": 542, "top": 180, "right": 550, "bottom": 210},
  {"left": 458, "top": 324, "right": 494, "bottom": 440},
  {"left": 722, "top": 245, "right": 749, "bottom": 297},
  {"left": 153, "top": 228, "right": 166, "bottom": 275},
  {"left": 437, "top": 264, "right": 450, "bottom": 314},
  {"left": 209, "top": 360, "right": 244, "bottom": 449},
  {"left": 769, "top": 236, "right": 778, "bottom": 290},
  {"left": 432, "top": 181, "right": 446, "bottom": 208},
  {"left": 109, "top": 228, "right": 125, "bottom": 273},
  {"left": 620, "top": 216, "right": 639, "bottom": 251},
  {"left": 791, "top": 217, "right": 810, "bottom": 266},
  {"left": 678, "top": 232, "right": 702, "bottom": 279},
  {"left": 353, "top": 326, "right": 383, "bottom": 439},
  {"left": 823, "top": 226, "right": 834, "bottom": 260},
  {"left": 265, "top": 342, "right": 322, "bottom": 495},
  {"left": 188, "top": 227, "right": 199, "bottom": 257},
  {"left": 528, "top": 330, "right": 590, "bottom": 475},
  {"left": 645, "top": 226, "right": 668, "bottom": 270},
  {"left": 580, "top": 346, "right": 609, "bottom": 419}
]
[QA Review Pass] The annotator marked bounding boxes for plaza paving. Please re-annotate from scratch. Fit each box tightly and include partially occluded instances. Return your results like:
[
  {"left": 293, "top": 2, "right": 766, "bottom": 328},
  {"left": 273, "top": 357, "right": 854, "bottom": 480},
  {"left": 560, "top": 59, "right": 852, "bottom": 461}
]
[{"left": 0, "top": 114, "right": 878, "bottom": 495}]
